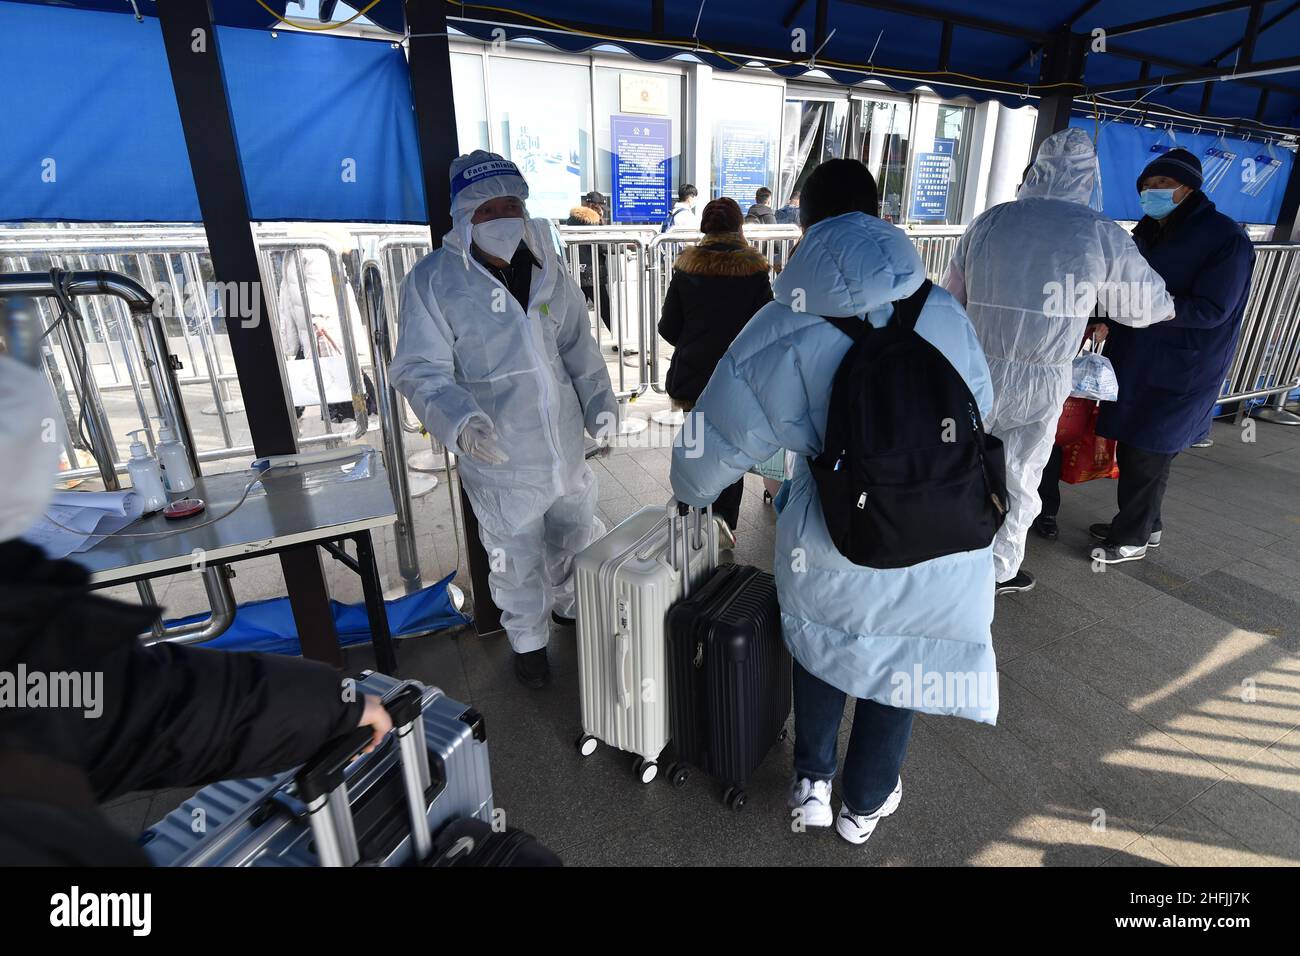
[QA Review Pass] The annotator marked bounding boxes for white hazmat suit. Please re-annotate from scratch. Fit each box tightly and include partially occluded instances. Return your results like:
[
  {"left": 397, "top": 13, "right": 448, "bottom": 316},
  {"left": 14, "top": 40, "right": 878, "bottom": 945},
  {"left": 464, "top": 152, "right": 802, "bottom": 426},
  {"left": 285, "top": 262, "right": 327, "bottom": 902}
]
[
  {"left": 943, "top": 128, "right": 1174, "bottom": 583},
  {"left": 390, "top": 152, "right": 617, "bottom": 653}
]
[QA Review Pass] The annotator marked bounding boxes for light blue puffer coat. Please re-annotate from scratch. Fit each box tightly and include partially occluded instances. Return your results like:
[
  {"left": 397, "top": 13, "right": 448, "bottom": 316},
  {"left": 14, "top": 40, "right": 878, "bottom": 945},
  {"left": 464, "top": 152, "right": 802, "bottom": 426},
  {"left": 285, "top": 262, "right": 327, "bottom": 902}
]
[{"left": 670, "top": 212, "right": 1000, "bottom": 724}]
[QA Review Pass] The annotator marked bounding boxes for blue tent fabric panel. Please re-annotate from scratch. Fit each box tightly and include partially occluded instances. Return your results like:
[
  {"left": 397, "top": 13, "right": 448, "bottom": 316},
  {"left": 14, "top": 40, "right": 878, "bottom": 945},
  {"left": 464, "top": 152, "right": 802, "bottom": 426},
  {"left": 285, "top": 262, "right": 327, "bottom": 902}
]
[
  {"left": 220, "top": 26, "right": 427, "bottom": 222},
  {"left": 1073, "top": 117, "right": 1295, "bottom": 224},
  {"left": 170, "top": 572, "right": 470, "bottom": 656},
  {"left": 0, "top": 4, "right": 203, "bottom": 222},
  {"left": 0, "top": 2, "right": 427, "bottom": 223}
]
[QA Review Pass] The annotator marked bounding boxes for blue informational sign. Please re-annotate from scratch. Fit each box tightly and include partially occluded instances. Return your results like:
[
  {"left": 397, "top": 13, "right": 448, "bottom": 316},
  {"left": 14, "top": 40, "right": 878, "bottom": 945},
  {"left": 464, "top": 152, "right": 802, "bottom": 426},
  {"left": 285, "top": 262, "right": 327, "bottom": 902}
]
[
  {"left": 611, "top": 114, "right": 672, "bottom": 224},
  {"left": 910, "top": 138, "right": 954, "bottom": 221},
  {"left": 716, "top": 122, "right": 771, "bottom": 205}
]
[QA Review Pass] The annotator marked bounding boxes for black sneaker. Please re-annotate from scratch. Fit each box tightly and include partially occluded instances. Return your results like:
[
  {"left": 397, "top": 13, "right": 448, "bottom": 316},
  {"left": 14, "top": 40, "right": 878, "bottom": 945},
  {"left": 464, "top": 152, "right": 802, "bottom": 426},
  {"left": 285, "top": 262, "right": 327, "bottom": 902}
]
[
  {"left": 550, "top": 610, "right": 576, "bottom": 628},
  {"left": 1090, "top": 523, "right": 1162, "bottom": 548},
  {"left": 1033, "top": 515, "right": 1059, "bottom": 540},
  {"left": 995, "top": 570, "right": 1036, "bottom": 596},
  {"left": 514, "top": 648, "right": 551, "bottom": 689}
]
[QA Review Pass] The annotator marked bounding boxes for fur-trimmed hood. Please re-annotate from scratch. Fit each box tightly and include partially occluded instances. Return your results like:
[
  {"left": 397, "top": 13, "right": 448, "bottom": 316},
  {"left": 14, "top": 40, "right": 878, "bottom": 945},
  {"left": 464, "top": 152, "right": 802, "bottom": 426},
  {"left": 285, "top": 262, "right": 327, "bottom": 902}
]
[
  {"left": 566, "top": 205, "right": 602, "bottom": 225},
  {"left": 672, "top": 236, "right": 770, "bottom": 277}
]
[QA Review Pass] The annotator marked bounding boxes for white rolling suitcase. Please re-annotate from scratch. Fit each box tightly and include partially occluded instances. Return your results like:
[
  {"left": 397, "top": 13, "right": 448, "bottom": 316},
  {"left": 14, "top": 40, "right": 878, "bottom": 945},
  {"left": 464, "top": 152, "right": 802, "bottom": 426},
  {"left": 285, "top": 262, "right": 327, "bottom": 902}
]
[{"left": 574, "top": 504, "right": 716, "bottom": 783}]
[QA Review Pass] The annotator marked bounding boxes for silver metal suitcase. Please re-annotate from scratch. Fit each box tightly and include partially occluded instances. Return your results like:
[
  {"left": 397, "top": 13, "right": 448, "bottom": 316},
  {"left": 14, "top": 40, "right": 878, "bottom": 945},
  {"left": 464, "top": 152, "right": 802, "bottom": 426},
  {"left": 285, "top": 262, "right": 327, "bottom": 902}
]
[
  {"left": 573, "top": 504, "right": 716, "bottom": 784},
  {"left": 139, "top": 671, "right": 492, "bottom": 866}
]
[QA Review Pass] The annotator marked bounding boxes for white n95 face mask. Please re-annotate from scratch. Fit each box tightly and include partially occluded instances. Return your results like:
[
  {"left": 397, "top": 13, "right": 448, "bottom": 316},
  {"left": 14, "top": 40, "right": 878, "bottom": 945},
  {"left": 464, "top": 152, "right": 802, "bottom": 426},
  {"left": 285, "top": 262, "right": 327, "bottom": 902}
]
[{"left": 472, "top": 217, "right": 526, "bottom": 262}]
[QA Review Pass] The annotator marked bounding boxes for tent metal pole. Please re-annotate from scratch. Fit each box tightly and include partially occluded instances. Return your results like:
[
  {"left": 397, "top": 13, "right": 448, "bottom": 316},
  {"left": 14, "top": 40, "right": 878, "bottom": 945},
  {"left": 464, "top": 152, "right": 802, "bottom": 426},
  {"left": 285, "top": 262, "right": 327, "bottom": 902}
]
[{"left": 156, "top": 0, "right": 343, "bottom": 667}]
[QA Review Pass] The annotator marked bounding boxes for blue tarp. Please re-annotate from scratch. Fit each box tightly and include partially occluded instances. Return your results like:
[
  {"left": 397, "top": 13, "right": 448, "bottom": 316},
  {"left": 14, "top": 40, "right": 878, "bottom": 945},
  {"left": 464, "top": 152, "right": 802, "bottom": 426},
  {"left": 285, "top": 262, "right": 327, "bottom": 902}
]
[
  {"left": 0, "top": 2, "right": 426, "bottom": 222},
  {"left": 1075, "top": 117, "right": 1296, "bottom": 223},
  {"left": 166, "top": 572, "right": 469, "bottom": 656}
]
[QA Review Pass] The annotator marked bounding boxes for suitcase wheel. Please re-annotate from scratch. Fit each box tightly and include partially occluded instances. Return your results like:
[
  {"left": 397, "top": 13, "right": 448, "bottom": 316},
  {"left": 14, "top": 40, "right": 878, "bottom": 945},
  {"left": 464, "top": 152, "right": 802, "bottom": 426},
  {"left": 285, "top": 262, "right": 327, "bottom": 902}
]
[
  {"left": 632, "top": 757, "right": 658, "bottom": 785},
  {"left": 667, "top": 763, "right": 690, "bottom": 789},
  {"left": 723, "top": 787, "right": 747, "bottom": 812},
  {"left": 575, "top": 733, "right": 599, "bottom": 758}
]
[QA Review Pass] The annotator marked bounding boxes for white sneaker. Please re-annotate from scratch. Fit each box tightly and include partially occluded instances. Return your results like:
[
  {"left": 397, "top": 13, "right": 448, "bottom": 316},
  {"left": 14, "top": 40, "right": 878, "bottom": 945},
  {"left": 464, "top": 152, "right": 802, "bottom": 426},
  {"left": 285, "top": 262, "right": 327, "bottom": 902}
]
[
  {"left": 787, "top": 777, "right": 833, "bottom": 828},
  {"left": 714, "top": 516, "right": 737, "bottom": 550},
  {"left": 835, "top": 777, "right": 902, "bottom": 845}
]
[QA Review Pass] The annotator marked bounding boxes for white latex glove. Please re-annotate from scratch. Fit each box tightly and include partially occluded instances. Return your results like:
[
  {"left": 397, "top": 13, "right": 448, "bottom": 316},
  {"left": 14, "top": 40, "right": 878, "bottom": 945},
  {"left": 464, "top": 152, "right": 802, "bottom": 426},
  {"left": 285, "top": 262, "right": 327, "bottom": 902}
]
[{"left": 457, "top": 416, "right": 509, "bottom": 465}]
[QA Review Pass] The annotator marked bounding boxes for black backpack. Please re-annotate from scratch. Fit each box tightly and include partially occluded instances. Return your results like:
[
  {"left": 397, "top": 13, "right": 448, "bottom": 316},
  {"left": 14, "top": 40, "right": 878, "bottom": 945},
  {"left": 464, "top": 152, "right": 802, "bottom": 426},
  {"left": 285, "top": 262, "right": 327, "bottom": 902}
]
[{"left": 808, "top": 280, "right": 1008, "bottom": 569}]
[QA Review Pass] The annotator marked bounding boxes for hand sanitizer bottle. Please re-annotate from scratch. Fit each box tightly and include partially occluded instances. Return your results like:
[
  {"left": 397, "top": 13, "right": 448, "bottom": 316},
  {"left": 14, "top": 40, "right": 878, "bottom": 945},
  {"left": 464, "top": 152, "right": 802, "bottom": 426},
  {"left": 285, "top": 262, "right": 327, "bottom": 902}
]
[
  {"left": 154, "top": 416, "right": 196, "bottom": 493},
  {"left": 126, "top": 429, "right": 168, "bottom": 513}
]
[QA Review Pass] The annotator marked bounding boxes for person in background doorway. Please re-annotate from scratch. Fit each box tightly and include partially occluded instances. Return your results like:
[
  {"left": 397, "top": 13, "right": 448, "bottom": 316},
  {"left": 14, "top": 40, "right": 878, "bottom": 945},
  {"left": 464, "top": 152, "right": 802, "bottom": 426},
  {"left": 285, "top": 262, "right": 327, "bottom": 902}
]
[
  {"left": 664, "top": 183, "right": 700, "bottom": 231},
  {"left": 278, "top": 245, "right": 377, "bottom": 423},
  {"left": 1091, "top": 149, "right": 1255, "bottom": 565},
  {"left": 775, "top": 189, "right": 801, "bottom": 224},
  {"left": 565, "top": 197, "right": 613, "bottom": 335},
  {"left": 746, "top": 187, "right": 777, "bottom": 224},
  {"left": 391, "top": 151, "right": 617, "bottom": 689},
  {"left": 657, "top": 197, "right": 773, "bottom": 547},
  {"left": 581, "top": 190, "right": 609, "bottom": 224},
  {"left": 943, "top": 128, "right": 1174, "bottom": 596}
]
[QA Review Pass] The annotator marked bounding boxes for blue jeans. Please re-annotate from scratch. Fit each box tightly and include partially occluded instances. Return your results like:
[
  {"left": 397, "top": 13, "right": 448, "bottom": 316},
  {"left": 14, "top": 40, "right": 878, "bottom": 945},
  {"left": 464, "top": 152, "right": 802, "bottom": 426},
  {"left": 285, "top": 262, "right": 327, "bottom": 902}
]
[{"left": 792, "top": 659, "right": 915, "bottom": 816}]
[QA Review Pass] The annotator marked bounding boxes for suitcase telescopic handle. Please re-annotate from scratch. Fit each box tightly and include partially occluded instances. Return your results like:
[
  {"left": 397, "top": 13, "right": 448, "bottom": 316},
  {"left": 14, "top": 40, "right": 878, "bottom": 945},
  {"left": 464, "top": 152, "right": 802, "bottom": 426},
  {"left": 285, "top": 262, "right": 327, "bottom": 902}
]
[{"left": 296, "top": 684, "right": 432, "bottom": 867}]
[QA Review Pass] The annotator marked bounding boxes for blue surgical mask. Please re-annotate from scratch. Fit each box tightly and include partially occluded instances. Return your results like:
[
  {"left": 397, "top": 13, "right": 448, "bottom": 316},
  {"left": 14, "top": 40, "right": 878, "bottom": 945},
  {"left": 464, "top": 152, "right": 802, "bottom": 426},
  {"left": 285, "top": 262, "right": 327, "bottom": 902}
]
[{"left": 1139, "top": 188, "right": 1179, "bottom": 220}]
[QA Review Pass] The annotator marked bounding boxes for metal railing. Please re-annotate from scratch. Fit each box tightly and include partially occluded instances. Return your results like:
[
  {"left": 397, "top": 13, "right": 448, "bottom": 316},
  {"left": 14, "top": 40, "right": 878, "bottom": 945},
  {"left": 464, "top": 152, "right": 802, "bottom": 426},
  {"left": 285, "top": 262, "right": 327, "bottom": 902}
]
[
  {"left": 0, "top": 267, "right": 237, "bottom": 644},
  {"left": 0, "top": 230, "right": 373, "bottom": 480},
  {"left": 1219, "top": 243, "right": 1300, "bottom": 421}
]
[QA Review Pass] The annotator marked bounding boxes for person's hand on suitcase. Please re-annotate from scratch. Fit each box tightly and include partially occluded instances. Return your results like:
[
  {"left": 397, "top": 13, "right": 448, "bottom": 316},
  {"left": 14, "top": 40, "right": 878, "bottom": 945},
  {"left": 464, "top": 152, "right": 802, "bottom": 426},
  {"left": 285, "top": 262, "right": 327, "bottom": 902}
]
[
  {"left": 358, "top": 694, "right": 394, "bottom": 753},
  {"left": 456, "top": 415, "right": 509, "bottom": 465}
]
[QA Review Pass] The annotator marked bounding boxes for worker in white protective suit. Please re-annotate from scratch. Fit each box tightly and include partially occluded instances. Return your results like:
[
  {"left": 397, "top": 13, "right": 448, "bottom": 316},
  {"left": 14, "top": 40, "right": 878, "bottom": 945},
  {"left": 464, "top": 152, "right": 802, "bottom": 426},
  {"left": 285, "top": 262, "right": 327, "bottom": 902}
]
[
  {"left": 277, "top": 234, "right": 375, "bottom": 424},
  {"left": 390, "top": 152, "right": 618, "bottom": 689},
  {"left": 943, "top": 127, "right": 1174, "bottom": 595}
]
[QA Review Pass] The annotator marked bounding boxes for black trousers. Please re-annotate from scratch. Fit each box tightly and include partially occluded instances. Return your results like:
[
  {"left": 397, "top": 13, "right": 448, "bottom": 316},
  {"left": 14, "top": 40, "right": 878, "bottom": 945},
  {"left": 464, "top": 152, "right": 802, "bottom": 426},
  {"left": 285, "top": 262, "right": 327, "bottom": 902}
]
[
  {"left": 1107, "top": 443, "right": 1175, "bottom": 546},
  {"left": 1038, "top": 444, "right": 1064, "bottom": 518},
  {"left": 712, "top": 477, "right": 745, "bottom": 531}
]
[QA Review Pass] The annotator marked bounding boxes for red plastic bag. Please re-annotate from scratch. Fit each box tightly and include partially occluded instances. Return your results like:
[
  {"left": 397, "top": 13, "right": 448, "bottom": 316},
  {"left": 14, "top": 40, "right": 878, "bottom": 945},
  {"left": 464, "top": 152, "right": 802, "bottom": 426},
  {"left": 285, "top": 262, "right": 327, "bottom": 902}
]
[
  {"left": 1054, "top": 396, "right": 1094, "bottom": 447},
  {"left": 1060, "top": 402, "right": 1119, "bottom": 484}
]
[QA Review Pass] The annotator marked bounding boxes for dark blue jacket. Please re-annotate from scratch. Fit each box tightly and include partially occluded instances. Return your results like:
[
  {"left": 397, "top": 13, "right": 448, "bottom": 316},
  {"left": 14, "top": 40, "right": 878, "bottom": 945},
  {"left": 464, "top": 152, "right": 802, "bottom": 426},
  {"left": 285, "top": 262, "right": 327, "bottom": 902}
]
[{"left": 1098, "top": 191, "right": 1254, "bottom": 454}]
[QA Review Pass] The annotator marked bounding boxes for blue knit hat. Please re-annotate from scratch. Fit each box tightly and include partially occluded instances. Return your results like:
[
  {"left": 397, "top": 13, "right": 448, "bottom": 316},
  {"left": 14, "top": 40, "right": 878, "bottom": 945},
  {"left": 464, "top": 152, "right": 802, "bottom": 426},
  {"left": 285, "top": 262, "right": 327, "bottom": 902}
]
[{"left": 1137, "top": 148, "right": 1203, "bottom": 191}]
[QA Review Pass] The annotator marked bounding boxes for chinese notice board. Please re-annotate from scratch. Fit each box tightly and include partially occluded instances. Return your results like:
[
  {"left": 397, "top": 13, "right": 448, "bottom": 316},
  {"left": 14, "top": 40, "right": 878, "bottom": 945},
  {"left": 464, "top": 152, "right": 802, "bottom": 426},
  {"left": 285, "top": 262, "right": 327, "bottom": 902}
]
[
  {"left": 716, "top": 122, "right": 770, "bottom": 205},
  {"left": 911, "top": 138, "right": 955, "bottom": 221},
  {"left": 611, "top": 114, "right": 672, "bottom": 223}
]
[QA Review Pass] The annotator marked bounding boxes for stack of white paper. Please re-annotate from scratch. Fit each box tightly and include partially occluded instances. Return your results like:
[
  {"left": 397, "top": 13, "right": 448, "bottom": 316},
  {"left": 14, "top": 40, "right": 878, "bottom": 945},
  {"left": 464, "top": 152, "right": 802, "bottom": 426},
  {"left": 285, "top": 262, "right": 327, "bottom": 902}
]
[{"left": 23, "top": 490, "right": 145, "bottom": 559}]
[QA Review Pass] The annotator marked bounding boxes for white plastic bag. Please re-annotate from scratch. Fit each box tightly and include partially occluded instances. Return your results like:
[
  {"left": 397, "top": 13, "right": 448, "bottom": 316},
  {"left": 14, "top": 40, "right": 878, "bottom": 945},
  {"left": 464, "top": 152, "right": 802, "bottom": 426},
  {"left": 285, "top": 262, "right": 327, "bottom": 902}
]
[{"left": 1070, "top": 351, "right": 1119, "bottom": 402}]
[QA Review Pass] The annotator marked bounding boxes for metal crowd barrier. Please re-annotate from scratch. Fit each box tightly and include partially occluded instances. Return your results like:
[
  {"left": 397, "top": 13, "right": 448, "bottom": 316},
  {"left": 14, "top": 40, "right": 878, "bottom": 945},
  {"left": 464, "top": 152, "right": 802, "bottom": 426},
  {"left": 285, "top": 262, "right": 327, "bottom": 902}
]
[
  {"left": 0, "top": 267, "right": 237, "bottom": 644},
  {"left": 0, "top": 230, "right": 373, "bottom": 480},
  {"left": 1219, "top": 242, "right": 1300, "bottom": 423},
  {"left": 906, "top": 225, "right": 965, "bottom": 282}
]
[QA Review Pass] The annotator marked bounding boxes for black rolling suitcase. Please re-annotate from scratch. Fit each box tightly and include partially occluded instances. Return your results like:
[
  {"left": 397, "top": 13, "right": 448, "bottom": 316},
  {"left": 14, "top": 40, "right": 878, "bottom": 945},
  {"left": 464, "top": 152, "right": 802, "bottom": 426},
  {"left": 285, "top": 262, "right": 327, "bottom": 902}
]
[{"left": 665, "top": 563, "right": 792, "bottom": 810}]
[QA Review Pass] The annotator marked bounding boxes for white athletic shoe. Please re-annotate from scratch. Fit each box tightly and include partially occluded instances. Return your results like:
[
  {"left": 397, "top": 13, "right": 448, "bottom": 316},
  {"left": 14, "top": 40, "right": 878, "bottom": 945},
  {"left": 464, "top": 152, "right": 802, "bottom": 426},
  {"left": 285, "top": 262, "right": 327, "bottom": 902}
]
[
  {"left": 835, "top": 777, "right": 902, "bottom": 845},
  {"left": 787, "top": 777, "right": 834, "bottom": 828},
  {"left": 714, "top": 516, "right": 737, "bottom": 550}
]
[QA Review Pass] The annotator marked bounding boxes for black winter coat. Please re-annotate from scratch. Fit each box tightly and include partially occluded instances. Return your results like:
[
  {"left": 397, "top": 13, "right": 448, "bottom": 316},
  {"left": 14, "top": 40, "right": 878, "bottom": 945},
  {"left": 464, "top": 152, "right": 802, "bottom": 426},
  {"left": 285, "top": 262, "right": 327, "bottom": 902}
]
[
  {"left": 0, "top": 540, "right": 362, "bottom": 865},
  {"left": 658, "top": 237, "right": 773, "bottom": 404},
  {"left": 1098, "top": 191, "right": 1255, "bottom": 454}
]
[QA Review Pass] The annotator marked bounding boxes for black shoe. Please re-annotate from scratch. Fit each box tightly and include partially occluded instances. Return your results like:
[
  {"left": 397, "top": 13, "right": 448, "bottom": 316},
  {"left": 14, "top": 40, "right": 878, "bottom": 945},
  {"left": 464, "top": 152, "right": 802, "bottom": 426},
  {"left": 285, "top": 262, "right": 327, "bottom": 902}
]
[
  {"left": 550, "top": 610, "right": 576, "bottom": 628},
  {"left": 1090, "top": 523, "right": 1161, "bottom": 548},
  {"left": 995, "top": 570, "right": 1036, "bottom": 596},
  {"left": 514, "top": 648, "right": 551, "bottom": 689},
  {"left": 1033, "top": 515, "right": 1059, "bottom": 540}
]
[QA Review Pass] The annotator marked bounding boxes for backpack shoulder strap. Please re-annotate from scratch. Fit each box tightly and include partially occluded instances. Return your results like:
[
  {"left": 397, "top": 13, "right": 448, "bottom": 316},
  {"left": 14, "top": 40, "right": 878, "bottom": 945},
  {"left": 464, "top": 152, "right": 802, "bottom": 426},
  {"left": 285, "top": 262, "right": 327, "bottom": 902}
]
[
  {"left": 817, "top": 313, "right": 865, "bottom": 341},
  {"left": 890, "top": 279, "right": 933, "bottom": 332}
]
